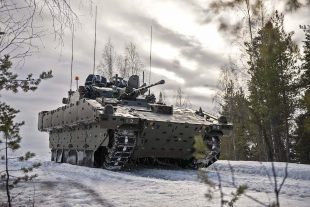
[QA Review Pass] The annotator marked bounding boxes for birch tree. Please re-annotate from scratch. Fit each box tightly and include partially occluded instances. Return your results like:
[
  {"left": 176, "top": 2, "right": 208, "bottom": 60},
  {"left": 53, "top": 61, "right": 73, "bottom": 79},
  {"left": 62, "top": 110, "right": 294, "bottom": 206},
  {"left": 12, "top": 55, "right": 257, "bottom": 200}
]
[{"left": 97, "top": 39, "right": 117, "bottom": 79}]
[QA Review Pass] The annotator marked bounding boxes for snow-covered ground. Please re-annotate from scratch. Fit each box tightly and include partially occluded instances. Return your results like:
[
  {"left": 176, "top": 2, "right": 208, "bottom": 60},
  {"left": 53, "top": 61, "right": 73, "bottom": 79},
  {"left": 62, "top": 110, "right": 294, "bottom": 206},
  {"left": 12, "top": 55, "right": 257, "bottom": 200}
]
[{"left": 1, "top": 156, "right": 310, "bottom": 207}]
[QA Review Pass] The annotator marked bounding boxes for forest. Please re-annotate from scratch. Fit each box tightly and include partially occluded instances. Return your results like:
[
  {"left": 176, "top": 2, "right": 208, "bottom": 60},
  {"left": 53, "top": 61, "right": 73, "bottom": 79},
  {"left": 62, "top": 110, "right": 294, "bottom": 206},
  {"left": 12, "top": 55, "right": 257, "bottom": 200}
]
[
  {"left": 0, "top": 0, "right": 310, "bottom": 207},
  {"left": 210, "top": 2, "right": 310, "bottom": 165}
]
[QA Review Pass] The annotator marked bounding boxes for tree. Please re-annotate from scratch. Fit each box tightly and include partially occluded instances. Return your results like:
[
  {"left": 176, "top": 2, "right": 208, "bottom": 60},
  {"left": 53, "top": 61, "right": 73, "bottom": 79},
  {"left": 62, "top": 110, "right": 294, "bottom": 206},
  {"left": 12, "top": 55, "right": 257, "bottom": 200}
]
[
  {"left": 245, "top": 13, "right": 300, "bottom": 207},
  {"left": 217, "top": 61, "right": 262, "bottom": 161},
  {"left": 0, "top": 1, "right": 80, "bottom": 205},
  {"left": 1, "top": 103, "right": 39, "bottom": 207},
  {"left": 214, "top": 11, "right": 301, "bottom": 207},
  {"left": 221, "top": 88, "right": 262, "bottom": 161},
  {"left": 207, "top": 0, "right": 309, "bottom": 84},
  {"left": 0, "top": 0, "right": 80, "bottom": 62},
  {"left": 294, "top": 25, "right": 310, "bottom": 164},
  {"left": 247, "top": 13, "right": 299, "bottom": 163},
  {"left": 208, "top": 1, "right": 304, "bottom": 206},
  {"left": 158, "top": 91, "right": 167, "bottom": 104},
  {"left": 97, "top": 39, "right": 118, "bottom": 79},
  {"left": 198, "top": 167, "right": 248, "bottom": 207},
  {"left": 97, "top": 40, "right": 144, "bottom": 80},
  {"left": 175, "top": 87, "right": 191, "bottom": 108},
  {"left": 124, "top": 42, "right": 143, "bottom": 76},
  {"left": 116, "top": 55, "right": 129, "bottom": 79},
  {"left": 207, "top": 0, "right": 310, "bottom": 41},
  {"left": 0, "top": 55, "right": 52, "bottom": 206}
]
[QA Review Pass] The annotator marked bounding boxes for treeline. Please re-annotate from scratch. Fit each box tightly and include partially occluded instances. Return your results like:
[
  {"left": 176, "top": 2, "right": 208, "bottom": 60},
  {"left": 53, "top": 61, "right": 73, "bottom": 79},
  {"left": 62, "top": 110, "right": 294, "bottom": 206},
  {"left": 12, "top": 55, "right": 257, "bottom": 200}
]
[
  {"left": 96, "top": 39, "right": 144, "bottom": 80},
  {"left": 218, "top": 13, "right": 310, "bottom": 164}
]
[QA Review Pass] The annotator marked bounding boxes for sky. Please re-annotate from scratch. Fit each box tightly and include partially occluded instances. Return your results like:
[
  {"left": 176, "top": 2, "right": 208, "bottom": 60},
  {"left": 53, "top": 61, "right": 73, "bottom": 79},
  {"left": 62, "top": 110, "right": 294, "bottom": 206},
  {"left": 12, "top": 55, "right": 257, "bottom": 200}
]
[{"left": 1, "top": 0, "right": 309, "bottom": 155}]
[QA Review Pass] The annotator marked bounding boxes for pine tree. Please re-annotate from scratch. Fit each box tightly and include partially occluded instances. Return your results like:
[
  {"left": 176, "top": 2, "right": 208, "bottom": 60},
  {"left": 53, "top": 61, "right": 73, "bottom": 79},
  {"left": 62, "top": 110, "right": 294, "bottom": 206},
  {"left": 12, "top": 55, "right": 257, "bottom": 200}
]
[
  {"left": 294, "top": 25, "right": 310, "bottom": 164},
  {"left": 217, "top": 61, "right": 262, "bottom": 161},
  {"left": 247, "top": 12, "right": 300, "bottom": 162},
  {"left": 221, "top": 86, "right": 262, "bottom": 161},
  {"left": 0, "top": 55, "right": 52, "bottom": 206}
]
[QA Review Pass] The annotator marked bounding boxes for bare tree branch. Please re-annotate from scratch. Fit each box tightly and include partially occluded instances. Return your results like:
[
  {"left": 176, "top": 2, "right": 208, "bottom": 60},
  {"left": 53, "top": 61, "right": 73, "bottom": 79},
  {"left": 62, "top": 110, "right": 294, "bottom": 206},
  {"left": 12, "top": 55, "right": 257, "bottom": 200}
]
[{"left": 0, "top": 0, "right": 83, "bottom": 64}]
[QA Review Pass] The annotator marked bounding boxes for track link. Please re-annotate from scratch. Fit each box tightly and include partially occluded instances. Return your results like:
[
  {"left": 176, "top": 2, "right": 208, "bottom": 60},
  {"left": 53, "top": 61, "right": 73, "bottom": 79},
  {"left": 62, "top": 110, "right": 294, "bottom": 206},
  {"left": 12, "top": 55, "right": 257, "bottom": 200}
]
[{"left": 103, "top": 129, "right": 136, "bottom": 170}]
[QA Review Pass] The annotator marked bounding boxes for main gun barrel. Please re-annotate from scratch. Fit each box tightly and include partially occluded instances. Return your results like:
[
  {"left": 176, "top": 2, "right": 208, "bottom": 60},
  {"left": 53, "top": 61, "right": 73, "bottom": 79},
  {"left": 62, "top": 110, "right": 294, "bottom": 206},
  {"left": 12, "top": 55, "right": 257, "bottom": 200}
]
[
  {"left": 123, "top": 79, "right": 165, "bottom": 98},
  {"left": 137, "top": 80, "right": 165, "bottom": 92}
]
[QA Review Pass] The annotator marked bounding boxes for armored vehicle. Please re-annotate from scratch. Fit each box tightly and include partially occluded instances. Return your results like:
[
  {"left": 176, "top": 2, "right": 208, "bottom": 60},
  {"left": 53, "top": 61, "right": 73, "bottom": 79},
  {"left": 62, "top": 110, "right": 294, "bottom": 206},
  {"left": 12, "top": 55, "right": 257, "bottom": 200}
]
[{"left": 38, "top": 74, "right": 232, "bottom": 170}]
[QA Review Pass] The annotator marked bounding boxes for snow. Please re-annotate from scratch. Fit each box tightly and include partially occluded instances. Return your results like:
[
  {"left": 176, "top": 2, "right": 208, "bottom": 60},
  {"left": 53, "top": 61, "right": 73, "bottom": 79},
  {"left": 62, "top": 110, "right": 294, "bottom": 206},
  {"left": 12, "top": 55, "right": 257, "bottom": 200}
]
[{"left": 1, "top": 157, "right": 310, "bottom": 207}]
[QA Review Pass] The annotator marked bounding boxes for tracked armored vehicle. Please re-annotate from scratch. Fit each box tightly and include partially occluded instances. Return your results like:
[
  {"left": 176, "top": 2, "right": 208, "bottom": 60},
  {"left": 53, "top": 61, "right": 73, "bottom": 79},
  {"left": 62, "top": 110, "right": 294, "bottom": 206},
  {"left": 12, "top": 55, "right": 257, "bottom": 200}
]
[{"left": 38, "top": 74, "right": 232, "bottom": 170}]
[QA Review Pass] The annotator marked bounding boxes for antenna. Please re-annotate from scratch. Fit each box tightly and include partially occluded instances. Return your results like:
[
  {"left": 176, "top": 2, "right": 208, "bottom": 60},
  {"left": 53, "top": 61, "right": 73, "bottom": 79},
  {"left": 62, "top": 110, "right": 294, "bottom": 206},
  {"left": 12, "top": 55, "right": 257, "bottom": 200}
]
[
  {"left": 142, "top": 71, "right": 145, "bottom": 84},
  {"left": 75, "top": 76, "right": 79, "bottom": 90},
  {"left": 148, "top": 26, "right": 152, "bottom": 94},
  {"left": 70, "top": 25, "right": 74, "bottom": 94},
  {"left": 149, "top": 26, "right": 152, "bottom": 85},
  {"left": 92, "top": 6, "right": 97, "bottom": 75}
]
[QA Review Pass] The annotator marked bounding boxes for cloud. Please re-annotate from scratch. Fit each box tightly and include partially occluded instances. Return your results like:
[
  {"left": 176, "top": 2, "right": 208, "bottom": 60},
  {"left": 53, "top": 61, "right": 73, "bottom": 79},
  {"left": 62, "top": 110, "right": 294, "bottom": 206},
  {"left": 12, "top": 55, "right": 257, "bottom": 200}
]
[
  {"left": 4, "top": 0, "right": 308, "bottom": 156},
  {"left": 96, "top": 2, "right": 225, "bottom": 67},
  {"left": 180, "top": 43, "right": 224, "bottom": 66},
  {"left": 1, "top": 0, "right": 228, "bottom": 155}
]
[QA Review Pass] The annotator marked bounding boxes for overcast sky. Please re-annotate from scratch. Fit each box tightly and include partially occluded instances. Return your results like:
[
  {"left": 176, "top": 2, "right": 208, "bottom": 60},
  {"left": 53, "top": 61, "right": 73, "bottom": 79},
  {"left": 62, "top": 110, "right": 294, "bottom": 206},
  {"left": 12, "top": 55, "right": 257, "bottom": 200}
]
[{"left": 1, "top": 0, "right": 309, "bottom": 155}]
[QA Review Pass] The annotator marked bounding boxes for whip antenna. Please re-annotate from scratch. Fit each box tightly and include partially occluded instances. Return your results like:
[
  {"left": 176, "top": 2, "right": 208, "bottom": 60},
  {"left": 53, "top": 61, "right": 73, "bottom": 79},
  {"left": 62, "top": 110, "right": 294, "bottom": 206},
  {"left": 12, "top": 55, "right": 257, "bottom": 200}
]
[
  {"left": 148, "top": 26, "right": 152, "bottom": 94},
  {"left": 70, "top": 25, "right": 74, "bottom": 93},
  {"left": 92, "top": 6, "right": 97, "bottom": 75}
]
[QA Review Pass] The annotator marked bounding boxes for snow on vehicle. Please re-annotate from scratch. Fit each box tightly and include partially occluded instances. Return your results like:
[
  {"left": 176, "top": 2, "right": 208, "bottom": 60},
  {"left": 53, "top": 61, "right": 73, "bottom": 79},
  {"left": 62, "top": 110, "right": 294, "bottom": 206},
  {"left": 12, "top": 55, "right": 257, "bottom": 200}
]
[{"left": 38, "top": 74, "right": 232, "bottom": 170}]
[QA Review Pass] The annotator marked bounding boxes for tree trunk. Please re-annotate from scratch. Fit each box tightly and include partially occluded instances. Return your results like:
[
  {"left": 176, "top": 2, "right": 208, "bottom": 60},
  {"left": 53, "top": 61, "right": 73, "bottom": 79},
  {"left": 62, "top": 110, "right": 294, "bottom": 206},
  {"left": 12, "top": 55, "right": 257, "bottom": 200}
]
[{"left": 5, "top": 134, "right": 11, "bottom": 207}]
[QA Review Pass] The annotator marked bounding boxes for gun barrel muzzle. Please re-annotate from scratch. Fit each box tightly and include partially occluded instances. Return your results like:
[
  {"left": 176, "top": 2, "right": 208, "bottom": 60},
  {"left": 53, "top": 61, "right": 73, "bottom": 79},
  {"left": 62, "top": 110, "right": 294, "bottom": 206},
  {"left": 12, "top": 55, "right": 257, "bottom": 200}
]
[{"left": 158, "top": 80, "right": 165, "bottom": 85}]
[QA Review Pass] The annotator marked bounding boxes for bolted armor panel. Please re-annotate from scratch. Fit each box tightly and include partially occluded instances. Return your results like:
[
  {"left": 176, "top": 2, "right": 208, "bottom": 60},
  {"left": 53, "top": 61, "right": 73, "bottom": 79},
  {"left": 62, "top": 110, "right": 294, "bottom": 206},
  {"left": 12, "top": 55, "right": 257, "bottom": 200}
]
[{"left": 38, "top": 74, "right": 232, "bottom": 170}]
